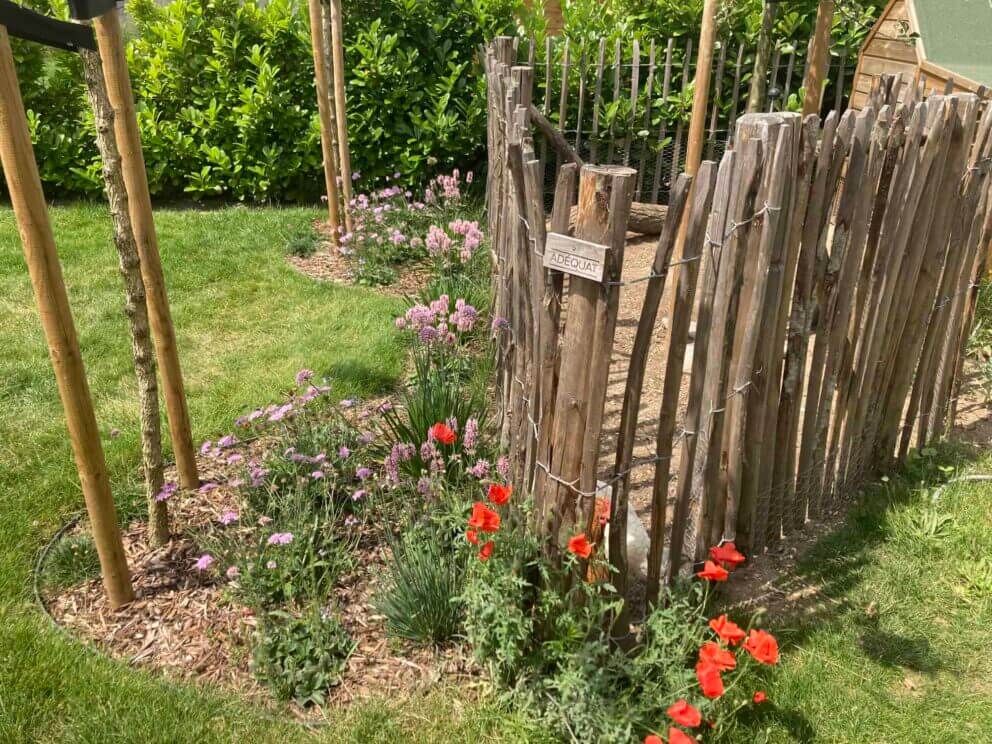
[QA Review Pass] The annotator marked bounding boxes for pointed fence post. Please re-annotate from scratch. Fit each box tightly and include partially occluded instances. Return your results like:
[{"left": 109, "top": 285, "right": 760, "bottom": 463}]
[{"left": 0, "top": 26, "right": 133, "bottom": 607}]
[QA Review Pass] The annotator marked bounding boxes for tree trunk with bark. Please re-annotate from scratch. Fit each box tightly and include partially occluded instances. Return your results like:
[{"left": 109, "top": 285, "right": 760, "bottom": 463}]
[{"left": 80, "top": 49, "right": 169, "bottom": 546}]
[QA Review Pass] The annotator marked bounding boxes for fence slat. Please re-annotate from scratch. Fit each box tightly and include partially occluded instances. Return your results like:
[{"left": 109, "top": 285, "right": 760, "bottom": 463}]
[
  {"left": 589, "top": 38, "right": 607, "bottom": 165},
  {"left": 636, "top": 40, "right": 657, "bottom": 200},
  {"left": 650, "top": 38, "right": 676, "bottom": 203},
  {"left": 622, "top": 40, "right": 640, "bottom": 166}
]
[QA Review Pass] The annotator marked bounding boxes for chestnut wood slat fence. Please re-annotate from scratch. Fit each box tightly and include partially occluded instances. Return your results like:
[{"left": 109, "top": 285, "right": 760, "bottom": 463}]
[{"left": 485, "top": 38, "right": 992, "bottom": 605}]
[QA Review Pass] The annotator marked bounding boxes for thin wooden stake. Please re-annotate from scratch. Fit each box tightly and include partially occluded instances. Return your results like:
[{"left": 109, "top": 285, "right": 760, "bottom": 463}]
[
  {"left": 308, "top": 0, "right": 341, "bottom": 239},
  {"left": 0, "top": 27, "right": 133, "bottom": 607},
  {"left": 328, "top": 0, "right": 353, "bottom": 227}
]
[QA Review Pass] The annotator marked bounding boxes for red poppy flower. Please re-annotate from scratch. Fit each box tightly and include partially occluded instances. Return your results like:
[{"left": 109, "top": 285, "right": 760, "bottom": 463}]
[
  {"left": 429, "top": 422, "right": 457, "bottom": 445},
  {"left": 666, "top": 699, "right": 701, "bottom": 728},
  {"left": 709, "top": 542, "right": 746, "bottom": 569},
  {"left": 708, "top": 614, "right": 746, "bottom": 645},
  {"left": 488, "top": 483, "right": 512, "bottom": 505},
  {"left": 478, "top": 540, "right": 494, "bottom": 561},
  {"left": 643, "top": 736, "right": 663, "bottom": 744},
  {"left": 699, "top": 641, "right": 736, "bottom": 672},
  {"left": 696, "top": 560, "right": 729, "bottom": 582},
  {"left": 466, "top": 529, "right": 479, "bottom": 545},
  {"left": 695, "top": 660, "right": 725, "bottom": 699},
  {"left": 567, "top": 532, "right": 593, "bottom": 559},
  {"left": 668, "top": 727, "right": 697, "bottom": 744},
  {"left": 743, "top": 629, "right": 779, "bottom": 665},
  {"left": 467, "top": 502, "right": 501, "bottom": 533},
  {"left": 753, "top": 691, "right": 768, "bottom": 704}
]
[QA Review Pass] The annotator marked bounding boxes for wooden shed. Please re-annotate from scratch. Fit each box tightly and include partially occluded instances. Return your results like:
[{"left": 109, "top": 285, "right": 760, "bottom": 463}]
[{"left": 850, "top": 0, "right": 992, "bottom": 109}]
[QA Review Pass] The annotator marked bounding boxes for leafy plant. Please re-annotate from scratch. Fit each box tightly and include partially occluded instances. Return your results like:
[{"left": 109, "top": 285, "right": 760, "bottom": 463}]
[
  {"left": 43, "top": 534, "right": 101, "bottom": 590},
  {"left": 377, "top": 526, "right": 465, "bottom": 644},
  {"left": 251, "top": 608, "right": 354, "bottom": 706},
  {"left": 285, "top": 221, "right": 321, "bottom": 258}
]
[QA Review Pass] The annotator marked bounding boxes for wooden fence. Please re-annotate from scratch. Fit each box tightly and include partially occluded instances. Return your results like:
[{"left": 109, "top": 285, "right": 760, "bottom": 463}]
[
  {"left": 510, "top": 33, "right": 853, "bottom": 205},
  {"left": 485, "top": 39, "right": 992, "bottom": 608}
]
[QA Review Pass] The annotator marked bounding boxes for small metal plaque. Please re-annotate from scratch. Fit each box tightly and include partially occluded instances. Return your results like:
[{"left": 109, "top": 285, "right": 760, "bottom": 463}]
[{"left": 543, "top": 232, "right": 608, "bottom": 282}]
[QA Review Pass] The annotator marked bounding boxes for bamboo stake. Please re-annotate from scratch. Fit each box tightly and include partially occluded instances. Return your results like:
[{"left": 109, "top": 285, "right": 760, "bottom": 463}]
[
  {"left": 802, "top": 0, "right": 835, "bottom": 117},
  {"left": 0, "top": 27, "right": 133, "bottom": 607},
  {"left": 705, "top": 41, "right": 727, "bottom": 161},
  {"left": 727, "top": 44, "right": 744, "bottom": 140},
  {"left": 589, "top": 38, "right": 606, "bottom": 165},
  {"left": 328, "top": 0, "right": 353, "bottom": 227},
  {"left": 650, "top": 38, "right": 676, "bottom": 203},
  {"left": 308, "top": 0, "right": 340, "bottom": 240},
  {"left": 622, "top": 40, "right": 640, "bottom": 166},
  {"left": 92, "top": 10, "right": 198, "bottom": 491},
  {"left": 555, "top": 38, "right": 570, "bottom": 176},
  {"left": 635, "top": 40, "right": 657, "bottom": 199},
  {"left": 607, "top": 39, "right": 622, "bottom": 163},
  {"left": 80, "top": 48, "right": 169, "bottom": 547}
]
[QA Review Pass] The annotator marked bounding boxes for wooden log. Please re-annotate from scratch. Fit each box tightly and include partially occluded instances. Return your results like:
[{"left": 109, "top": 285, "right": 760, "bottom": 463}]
[
  {"left": 0, "top": 27, "right": 134, "bottom": 607},
  {"left": 644, "top": 162, "right": 717, "bottom": 605},
  {"left": 570, "top": 200, "right": 666, "bottom": 234},
  {"left": 609, "top": 174, "right": 692, "bottom": 606},
  {"left": 650, "top": 39, "right": 676, "bottom": 203},
  {"left": 80, "top": 48, "right": 169, "bottom": 547},
  {"left": 308, "top": 0, "right": 341, "bottom": 239},
  {"left": 328, "top": 0, "right": 353, "bottom": 227},
  {"left": 92, "top": 10, "right": 199, "bottom": 491}
]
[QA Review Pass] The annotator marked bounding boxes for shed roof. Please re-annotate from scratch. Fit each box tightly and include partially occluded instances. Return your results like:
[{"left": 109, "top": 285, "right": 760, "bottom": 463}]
[{"left": 913, "top": 0, "right": 992, "bottom": 86}]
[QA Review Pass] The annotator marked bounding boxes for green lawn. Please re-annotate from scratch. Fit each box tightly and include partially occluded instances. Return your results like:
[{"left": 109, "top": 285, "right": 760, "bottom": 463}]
[{"left": 1, "top": 204, "right": 990, "bottom": 742}]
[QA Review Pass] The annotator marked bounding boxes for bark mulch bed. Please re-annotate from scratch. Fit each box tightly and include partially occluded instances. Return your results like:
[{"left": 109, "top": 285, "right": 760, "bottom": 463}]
[{"left": 40, "top": 423, "right": 480, "bottom": 720}]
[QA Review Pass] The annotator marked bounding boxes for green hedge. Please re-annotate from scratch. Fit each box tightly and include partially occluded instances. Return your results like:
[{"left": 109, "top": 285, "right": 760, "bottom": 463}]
[{"left": 4, "top": 0, "right": 518, "bottom": 201}]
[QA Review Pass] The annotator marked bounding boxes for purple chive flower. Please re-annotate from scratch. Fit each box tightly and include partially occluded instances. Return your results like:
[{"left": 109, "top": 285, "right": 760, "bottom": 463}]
[
  {"left": 344, "top": 515, "right": 359, "bottom": 527},
  {"left": 463, "top": 418, "right": 479, "bottom": 453},
  {"left": 340, "top": 398, "right": 355, "bottom": 409},
  {"left": 295, "top": 368, "right": 315, "bottom": 386},
  {"left": 266, "top": 560, "right": 278, "bottom": 570},
  {"left": 356, "top": 467, "right": 372, "bottom": 480},
  {"left": 218, "top": 434, "right": 236, "bottom": 448},
  {"left": 200, "top": 440, "right": 213, "bottom": 455},
  {"left": 219, "top": 510, "right": 239, "bottom": 526},
  {"left": 417, "top": 477, "right": 432, "bottom": 495},
  {"left": 198, "top": 482, "right": 219, "bottom": 494},
  {"left": 227, "top": 453, "right": 243, "bottom": 465},
  {"left": 351, "top": 489, "right": 367, "bottom": 501},
  {"left": 311, "top": 470, "right": 325, "bottom": 480},
  {"left": 228, "top": 478, "right": 244, "bottom": 488},
  {"left": 497, "top": 455, "right": 510, "bottom": 479},
  {"left": 358, "top": 431, "right": 374, "bottom": 445},
  {"left": 225, "top": 565, "right": 240, "bottom": 579},
  {"left": 155, "top": 481, "right": 178, "bottom": 502},
  {"left": 338, "top": 446, "right": 351, "bottom": 459},
  {"left": 258, "top": 515, "right": 273, "bottom": 526},
  {"left": 467, "top": 458, "right": 490, "bottom": 479},
  {"left": 267, "top": 532, "right": 294, "bottom": 546},
  {"left": 194, "top": 554, "right": 214, "bottom": 572}
]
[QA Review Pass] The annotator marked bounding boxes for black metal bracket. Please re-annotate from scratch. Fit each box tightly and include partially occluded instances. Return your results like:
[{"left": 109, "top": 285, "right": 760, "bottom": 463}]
[
  {"left": 0, "top": 0, "right": 96, "bottom": 52},
  {"left": 66, "top": 0, "right": 116, "bottom": 21}
]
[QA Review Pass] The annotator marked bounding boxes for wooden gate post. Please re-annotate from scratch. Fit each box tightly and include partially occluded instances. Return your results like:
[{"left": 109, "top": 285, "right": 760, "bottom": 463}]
[
  {"left": 308, "top": 0, "right": 341, "bottom": 239},
  {"left": 0, "top": 26, "right": 133, "bottom": 607},
  {"left": 91, "top": 9, "right": 198, "bottom": 490}
]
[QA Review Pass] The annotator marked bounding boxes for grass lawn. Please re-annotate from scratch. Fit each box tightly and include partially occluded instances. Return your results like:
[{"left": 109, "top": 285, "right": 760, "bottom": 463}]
[{"left": 1, "top": 203, "right": 990, "bottom": 742}]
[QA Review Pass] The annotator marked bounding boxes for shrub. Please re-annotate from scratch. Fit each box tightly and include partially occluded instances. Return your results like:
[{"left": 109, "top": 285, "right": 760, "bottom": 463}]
[
  {"left": 251, "top": 608, "right": 354, "bottom": 706},
  {"left": 3, "top": 0, "right": 520, "bottom": 201},
  {"left": 377, "top": 526, "right": 465, "bottom": 644}
]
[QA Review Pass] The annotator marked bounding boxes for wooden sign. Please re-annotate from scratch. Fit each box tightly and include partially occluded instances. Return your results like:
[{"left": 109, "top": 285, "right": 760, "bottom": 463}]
[{"left": 543, "top": 232, "right": 609, "bottom": 282}]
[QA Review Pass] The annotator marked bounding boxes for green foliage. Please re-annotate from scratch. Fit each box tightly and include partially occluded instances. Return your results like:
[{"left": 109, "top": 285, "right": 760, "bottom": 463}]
[
  {"left": 5, "top": 0, "right": 520, "bottom": 201},
  {"left": 377, "top": 525, "right": 465, "bottom": 644},
  {"left": 285, "top": 220, "right": 321, "bottom": 258},
  {"left": 42, "top": 534, "right": 101, "bottom": 590},
  {"left": 251, "top": 608, "right": 355, "bottom": 706}
]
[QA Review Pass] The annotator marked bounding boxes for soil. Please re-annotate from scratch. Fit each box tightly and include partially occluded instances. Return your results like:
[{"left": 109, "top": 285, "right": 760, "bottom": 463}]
[{"left": 286, "top": 220, "right": 430, "bottom": 297}]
